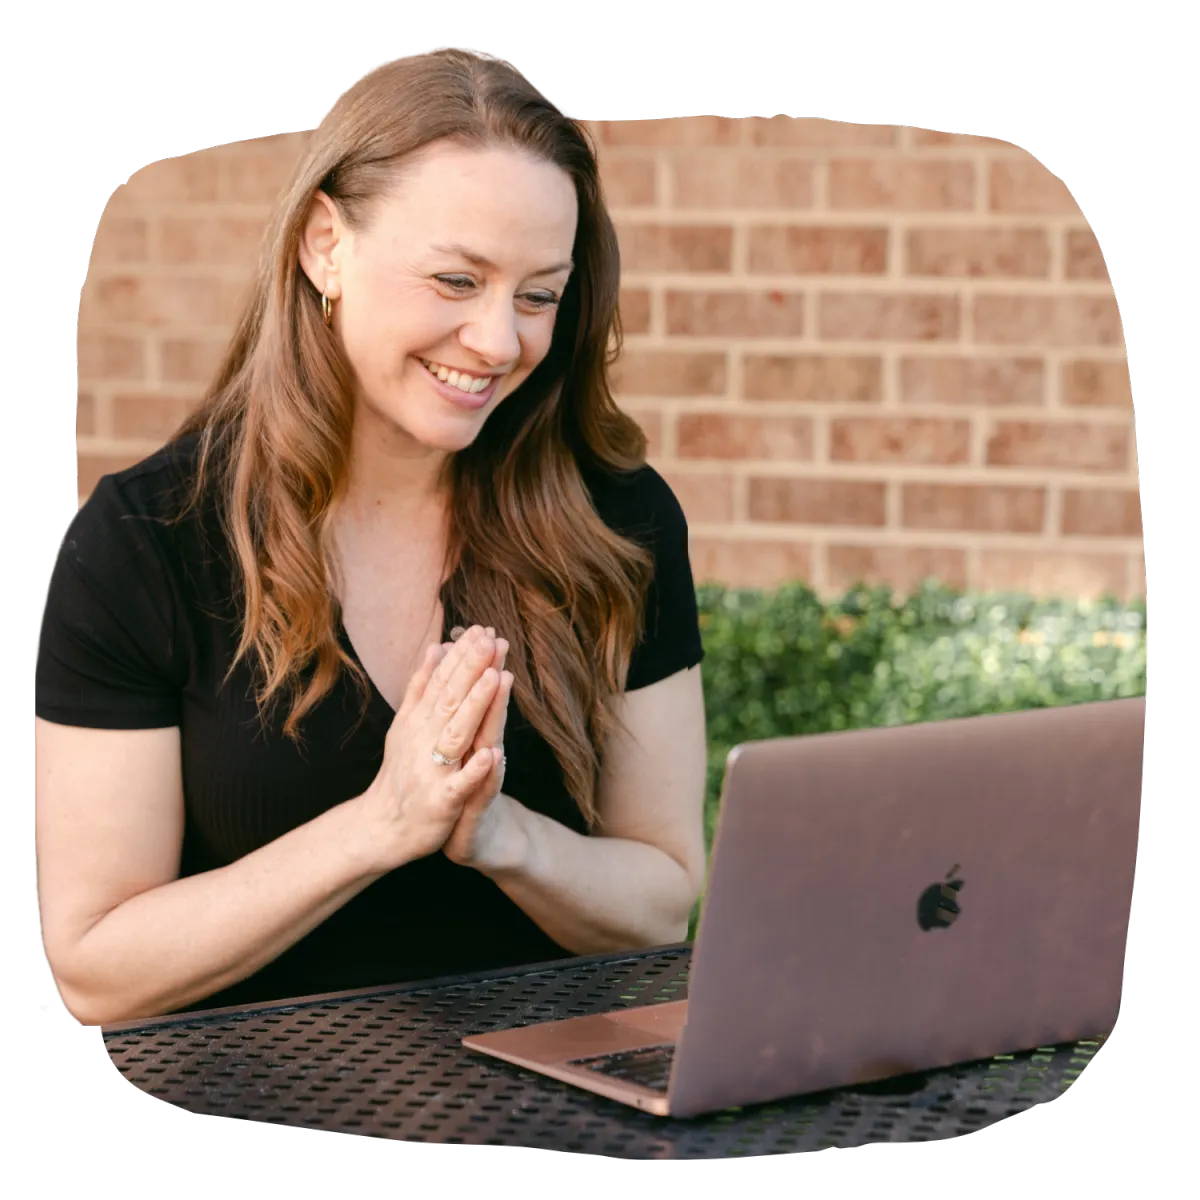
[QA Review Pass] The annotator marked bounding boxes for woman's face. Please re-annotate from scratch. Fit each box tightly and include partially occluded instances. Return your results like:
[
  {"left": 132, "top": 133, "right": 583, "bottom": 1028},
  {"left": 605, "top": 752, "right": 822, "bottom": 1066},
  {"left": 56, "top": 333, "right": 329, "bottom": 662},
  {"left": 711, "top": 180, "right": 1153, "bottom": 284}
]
[{"left": 308, "top": 140, "right": 578, "bottom": 455}]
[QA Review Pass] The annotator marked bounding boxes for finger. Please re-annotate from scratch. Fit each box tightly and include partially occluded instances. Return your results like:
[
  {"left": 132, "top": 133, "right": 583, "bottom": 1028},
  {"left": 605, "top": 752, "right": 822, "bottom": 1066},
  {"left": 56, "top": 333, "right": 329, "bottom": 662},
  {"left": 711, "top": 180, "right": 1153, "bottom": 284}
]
[
  {"left": 443, "top": 744, "right": 495, "bottom": 796},
  {"left": 427, "top": 630, "right": 496, "bottom": 723},
  {"left": 489, "top": 637, "right": 509, "bottom": 673},
  {"left": 420, "top": 626, "right": 486, "bottom": 715},
  {"left": 432, "top": 666, "right": 501, "bottom": 762},
  {"left": 397, "top": 642, "right": 446, "bottom": 718},
  {"left": 474, "top": 668, "right": 513, "bottom": 750}
]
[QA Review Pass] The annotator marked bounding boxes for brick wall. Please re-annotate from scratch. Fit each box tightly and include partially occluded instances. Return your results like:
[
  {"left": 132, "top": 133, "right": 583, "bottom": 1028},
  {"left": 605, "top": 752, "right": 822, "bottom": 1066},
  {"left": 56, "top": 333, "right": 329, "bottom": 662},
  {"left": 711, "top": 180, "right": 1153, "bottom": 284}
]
[{"left": 76, "top": 117, "right": 1142, "bottom": 600}]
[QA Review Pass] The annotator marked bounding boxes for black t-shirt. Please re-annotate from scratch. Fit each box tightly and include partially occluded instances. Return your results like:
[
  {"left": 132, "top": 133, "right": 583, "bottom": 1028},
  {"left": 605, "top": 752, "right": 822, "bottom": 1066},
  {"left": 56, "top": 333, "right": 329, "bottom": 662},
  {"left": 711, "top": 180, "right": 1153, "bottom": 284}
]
[{"left": 35, "top": 434, "right": 704, "bottom": 1011}]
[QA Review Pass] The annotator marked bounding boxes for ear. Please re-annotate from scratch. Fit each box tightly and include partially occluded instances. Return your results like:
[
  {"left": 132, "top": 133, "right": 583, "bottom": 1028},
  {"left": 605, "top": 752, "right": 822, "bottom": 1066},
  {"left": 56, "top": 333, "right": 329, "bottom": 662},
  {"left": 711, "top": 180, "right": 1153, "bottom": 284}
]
[{"left": 297, "top": 190, "right": 345, "bottom": 301}]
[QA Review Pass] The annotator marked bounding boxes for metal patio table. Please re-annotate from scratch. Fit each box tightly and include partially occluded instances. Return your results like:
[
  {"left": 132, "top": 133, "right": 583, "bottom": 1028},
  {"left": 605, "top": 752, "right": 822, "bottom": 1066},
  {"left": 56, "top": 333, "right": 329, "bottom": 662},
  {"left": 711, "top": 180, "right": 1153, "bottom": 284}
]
[{"left": 102, "top": 945, "right": 1102, "bottom": 1158}]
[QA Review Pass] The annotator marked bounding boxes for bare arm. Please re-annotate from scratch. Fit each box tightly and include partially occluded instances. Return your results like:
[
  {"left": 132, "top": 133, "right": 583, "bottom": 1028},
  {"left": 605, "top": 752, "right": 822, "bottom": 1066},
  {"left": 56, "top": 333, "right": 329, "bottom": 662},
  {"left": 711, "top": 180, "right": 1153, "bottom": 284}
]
[
  {"left": 487, "top": 808, "right": 702, "bottom": 953},
  {"left": 467, "top": 664, "right": 709, "bottom": 954},
  {"left": 35, "top": 719, "right": 396, "bottom": 1024}
]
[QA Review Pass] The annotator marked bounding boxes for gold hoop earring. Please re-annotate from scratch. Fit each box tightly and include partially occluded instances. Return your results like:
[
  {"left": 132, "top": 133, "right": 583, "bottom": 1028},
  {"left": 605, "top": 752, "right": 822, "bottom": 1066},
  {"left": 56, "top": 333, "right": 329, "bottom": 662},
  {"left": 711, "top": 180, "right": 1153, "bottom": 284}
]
[{"left": 321, "top": 292, "right": 333, "bottom": 327}]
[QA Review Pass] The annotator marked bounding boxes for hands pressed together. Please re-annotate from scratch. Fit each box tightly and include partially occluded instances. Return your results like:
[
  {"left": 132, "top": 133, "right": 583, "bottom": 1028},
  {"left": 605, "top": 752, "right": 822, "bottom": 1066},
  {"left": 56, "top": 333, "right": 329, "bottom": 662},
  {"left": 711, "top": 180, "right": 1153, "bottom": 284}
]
[{"left": 361, "top": 624, "right": 524, "bottom": 875}]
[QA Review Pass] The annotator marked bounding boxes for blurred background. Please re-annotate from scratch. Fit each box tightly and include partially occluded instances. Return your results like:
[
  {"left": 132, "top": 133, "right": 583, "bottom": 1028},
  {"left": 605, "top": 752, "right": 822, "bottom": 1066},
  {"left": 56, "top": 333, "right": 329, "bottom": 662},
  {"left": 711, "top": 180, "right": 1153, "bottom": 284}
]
[{"left": 75, "top": 115, "right": 1141, "bottom": 604}]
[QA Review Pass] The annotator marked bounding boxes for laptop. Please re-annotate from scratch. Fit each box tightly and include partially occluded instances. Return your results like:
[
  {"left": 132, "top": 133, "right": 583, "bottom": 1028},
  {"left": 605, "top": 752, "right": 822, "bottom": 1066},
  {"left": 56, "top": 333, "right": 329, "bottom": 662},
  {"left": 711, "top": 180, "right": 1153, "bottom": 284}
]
[{"left": 462, "top": 697, "right": 1145, "bottom": 1117}]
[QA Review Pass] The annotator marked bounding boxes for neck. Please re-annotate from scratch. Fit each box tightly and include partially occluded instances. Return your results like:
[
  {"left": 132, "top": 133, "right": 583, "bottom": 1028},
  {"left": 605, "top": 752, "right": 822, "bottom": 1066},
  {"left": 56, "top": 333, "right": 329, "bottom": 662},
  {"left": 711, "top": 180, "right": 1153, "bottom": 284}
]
[{"left": 338, "top": 405, "right": 451, "bottom": 531}]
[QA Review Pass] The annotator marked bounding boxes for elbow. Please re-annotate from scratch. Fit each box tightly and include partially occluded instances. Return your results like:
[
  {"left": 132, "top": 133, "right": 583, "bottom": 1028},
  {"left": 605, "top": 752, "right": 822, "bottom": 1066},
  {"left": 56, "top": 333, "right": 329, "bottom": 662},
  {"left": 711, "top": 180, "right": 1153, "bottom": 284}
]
[
  {"left": 46, "top": 950, "right": 152, "bottom": 1028},
  {"left": 52, "top": 974, "right": 111, "bottom": 1027}
]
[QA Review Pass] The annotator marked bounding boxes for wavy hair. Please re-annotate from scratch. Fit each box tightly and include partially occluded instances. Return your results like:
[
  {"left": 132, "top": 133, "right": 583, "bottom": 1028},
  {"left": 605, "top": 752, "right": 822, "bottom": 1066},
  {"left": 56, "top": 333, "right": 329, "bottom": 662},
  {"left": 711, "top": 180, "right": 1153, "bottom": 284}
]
[{"left": 167, "top": 49, "right": 653, "bottom": 828}]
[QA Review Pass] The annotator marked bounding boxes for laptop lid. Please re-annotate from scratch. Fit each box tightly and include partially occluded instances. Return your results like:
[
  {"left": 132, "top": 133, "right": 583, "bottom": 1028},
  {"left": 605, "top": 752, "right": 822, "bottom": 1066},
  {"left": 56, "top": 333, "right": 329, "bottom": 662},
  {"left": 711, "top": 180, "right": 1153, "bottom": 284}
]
[{"left": 667, "top": 698, "right": 1145, "bottom": 1118}]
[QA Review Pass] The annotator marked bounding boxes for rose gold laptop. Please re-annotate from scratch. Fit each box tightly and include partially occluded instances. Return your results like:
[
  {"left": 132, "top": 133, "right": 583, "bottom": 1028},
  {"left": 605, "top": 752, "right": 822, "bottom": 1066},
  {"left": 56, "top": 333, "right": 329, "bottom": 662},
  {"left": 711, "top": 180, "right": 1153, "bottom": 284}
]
[{"left": 463, "top": 698, "right": 1145, "bottom": 1117}]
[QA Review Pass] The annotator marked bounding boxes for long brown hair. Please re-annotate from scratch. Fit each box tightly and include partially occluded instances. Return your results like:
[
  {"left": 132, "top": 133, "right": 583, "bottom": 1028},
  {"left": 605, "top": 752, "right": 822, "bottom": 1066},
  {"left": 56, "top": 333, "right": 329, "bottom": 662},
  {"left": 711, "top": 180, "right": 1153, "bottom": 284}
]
[{"left": 169, "top": 49, "right": 653, "bottom": 827}]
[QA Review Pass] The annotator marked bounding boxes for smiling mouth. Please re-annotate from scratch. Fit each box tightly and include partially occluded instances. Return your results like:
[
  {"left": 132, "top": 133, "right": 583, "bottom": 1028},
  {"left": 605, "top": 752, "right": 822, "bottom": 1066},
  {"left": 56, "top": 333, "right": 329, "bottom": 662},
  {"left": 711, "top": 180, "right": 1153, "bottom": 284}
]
[{"left": 418, "top": 357, "right": 500, "bottom": 395}]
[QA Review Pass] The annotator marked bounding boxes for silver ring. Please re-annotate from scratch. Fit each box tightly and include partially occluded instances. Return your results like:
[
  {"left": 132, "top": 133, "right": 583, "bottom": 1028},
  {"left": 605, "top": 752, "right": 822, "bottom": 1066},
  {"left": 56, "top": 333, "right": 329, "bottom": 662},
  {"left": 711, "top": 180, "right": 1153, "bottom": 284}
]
[{"left": 431, "top": 748, "right": 460, "bottom": 767}]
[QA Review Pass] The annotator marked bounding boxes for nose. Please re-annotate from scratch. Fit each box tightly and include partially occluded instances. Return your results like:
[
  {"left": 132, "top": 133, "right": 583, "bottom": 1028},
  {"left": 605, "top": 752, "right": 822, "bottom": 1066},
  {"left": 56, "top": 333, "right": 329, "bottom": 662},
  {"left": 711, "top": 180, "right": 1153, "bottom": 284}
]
[{"left": 457, "top": 292, "right": 522, "bottom": 368}]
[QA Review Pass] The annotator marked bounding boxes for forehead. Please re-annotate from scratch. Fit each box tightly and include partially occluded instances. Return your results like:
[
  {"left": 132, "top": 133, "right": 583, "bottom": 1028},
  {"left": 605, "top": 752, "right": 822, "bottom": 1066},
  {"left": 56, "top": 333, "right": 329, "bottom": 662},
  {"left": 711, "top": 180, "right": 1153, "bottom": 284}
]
[{"left": 366, "top": 141, "right": 579, "bottom": 263}]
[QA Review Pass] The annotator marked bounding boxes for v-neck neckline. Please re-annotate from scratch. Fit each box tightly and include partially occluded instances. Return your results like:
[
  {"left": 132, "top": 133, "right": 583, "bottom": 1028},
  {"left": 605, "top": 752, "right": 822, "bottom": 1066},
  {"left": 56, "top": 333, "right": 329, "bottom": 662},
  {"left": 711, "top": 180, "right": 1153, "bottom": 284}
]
[{"left": 335, "top": 597, "right": 455, "bottom": 720}]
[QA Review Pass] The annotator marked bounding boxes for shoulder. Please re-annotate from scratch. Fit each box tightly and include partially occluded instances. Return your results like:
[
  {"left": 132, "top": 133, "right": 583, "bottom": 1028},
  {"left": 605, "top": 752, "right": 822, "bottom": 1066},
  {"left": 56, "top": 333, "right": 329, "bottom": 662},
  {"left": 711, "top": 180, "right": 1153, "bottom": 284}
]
[
  {"left": 59, "top": 435, "right": 208, "bottom": 582},
  {"left": 580, "top": 460, "right": 688, "bottom": 547}
]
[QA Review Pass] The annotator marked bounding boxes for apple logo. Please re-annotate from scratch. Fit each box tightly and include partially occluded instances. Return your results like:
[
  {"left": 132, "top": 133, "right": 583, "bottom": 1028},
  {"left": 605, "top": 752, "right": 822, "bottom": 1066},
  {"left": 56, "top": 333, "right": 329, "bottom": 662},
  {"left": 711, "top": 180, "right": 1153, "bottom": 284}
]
[{"left": 917, "top": 864, "right": 964, "bottom": 931}]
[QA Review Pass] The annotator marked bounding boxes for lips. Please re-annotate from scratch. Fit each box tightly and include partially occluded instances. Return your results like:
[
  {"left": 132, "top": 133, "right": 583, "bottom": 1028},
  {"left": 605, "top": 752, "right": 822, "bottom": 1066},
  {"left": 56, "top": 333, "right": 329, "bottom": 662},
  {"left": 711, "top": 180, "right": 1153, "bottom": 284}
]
[{"left": 417, "top": 357, "right": 500, "bottom": 410}]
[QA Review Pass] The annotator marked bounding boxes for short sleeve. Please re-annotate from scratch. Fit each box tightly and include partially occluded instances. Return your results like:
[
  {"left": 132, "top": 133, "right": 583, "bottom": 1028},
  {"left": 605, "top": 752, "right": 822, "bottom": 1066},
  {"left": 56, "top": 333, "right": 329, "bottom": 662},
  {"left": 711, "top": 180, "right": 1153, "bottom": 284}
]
[
  {"left": 590, "top": 465, "right": 705, "bottom": 692},
  {"left": 36, "top": 476, "right": 184, "bottom": 729}
]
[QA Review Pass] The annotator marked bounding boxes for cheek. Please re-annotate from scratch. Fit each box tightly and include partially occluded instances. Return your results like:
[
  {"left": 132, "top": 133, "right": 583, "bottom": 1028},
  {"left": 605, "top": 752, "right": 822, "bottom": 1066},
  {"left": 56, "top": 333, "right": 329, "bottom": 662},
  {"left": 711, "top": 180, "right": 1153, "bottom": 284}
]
[{"left": 520, "top": 317, "right": 559, "bottom": 367}]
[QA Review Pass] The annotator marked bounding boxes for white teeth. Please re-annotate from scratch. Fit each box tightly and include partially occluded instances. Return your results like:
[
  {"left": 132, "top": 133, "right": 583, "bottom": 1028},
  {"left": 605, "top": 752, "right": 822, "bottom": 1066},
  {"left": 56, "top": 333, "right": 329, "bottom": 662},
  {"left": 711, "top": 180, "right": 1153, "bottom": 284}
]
[{"left": 421, "top": 358, "right": 494, "bottom": 394}]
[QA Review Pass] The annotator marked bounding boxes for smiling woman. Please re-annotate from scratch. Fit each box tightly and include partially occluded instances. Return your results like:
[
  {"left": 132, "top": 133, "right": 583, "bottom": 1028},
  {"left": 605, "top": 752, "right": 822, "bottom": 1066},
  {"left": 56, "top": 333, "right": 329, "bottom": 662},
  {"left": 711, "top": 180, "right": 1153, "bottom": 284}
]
[{"left": 34, "top": 48, "right": 708, "bottom": 1025}]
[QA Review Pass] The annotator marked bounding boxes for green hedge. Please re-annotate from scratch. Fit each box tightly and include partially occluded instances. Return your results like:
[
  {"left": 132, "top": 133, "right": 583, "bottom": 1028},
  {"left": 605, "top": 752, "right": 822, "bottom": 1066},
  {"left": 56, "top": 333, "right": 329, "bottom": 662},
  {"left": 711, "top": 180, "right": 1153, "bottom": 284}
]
[{"left": 687, "top": 580, "right": 1147, "bottom": 932}]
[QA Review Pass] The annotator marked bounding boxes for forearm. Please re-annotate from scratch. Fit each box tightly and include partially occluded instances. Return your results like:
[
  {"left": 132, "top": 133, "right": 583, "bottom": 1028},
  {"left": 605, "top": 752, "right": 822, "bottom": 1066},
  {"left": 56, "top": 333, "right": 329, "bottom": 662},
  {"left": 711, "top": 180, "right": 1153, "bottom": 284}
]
[
  {"left": 54, "top": 794, "right": 389, "bottom": 1026},
  {"left": 482, "top": 795, "right": 699, "bottom": 956}
]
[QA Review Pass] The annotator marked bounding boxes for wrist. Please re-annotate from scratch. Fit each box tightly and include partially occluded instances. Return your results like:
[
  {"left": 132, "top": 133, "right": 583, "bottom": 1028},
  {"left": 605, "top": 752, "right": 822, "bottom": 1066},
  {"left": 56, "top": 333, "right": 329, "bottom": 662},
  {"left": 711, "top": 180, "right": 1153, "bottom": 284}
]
[
  {"left": 341, "top": 785, "right": 409, "bottom": 877},
  {"left": 472, "top": 792, "right": 534, "bottom": 880}
]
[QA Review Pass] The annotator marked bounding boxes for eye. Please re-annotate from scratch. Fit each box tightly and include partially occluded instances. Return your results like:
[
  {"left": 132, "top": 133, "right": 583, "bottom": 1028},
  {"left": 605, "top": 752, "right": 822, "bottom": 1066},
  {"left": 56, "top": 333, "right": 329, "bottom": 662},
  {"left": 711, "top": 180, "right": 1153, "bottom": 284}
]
[
  {"left": 520, "top": 291, "right": 561, "bottom": 311},
  {"left": 434, "top": 276, "right": 559, "bottom": 312},
  {"left": 434, "top": 274, "right": 476, "bottom": 293}
]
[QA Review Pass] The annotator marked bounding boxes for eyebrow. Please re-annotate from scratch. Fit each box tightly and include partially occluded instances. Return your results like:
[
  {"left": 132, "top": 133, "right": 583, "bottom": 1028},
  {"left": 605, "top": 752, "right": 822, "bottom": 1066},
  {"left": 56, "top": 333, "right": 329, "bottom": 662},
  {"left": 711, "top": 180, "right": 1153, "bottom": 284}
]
[{"left": 430, "top": 242, "right": 574, "bottom": 277}]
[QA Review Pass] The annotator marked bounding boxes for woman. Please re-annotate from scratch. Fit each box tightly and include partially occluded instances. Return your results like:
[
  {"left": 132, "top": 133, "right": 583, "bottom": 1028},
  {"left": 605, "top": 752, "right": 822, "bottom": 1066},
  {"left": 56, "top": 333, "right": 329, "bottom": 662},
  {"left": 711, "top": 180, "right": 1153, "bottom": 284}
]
[{"left": 34, "top": 49, "right": 708, "bottom": 1025}]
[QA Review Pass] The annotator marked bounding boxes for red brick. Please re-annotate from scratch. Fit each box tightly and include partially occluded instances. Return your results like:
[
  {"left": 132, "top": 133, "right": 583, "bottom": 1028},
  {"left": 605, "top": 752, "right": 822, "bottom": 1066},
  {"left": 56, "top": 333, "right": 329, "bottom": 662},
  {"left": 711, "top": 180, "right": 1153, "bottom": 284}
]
[
  {"left": 747, "top": 226, "right": 888, "bottom": 274},
  {"left": 902, "top": 484, "right": 1046, "bottom": 533},
  {"left": 826, "top": 544, "right": 968, "bottom": 593},
  {"left": 1061, "top": 488, "right": 1143, "bottom": 537},
  {"left": 748, "top": 478, "right": 887, "bottom": 526},
  {"left": 618, "top": 288, "right": 652, "bottom": 335},
  {"left": 1061, "top": 360, "right": 1132, "bottom": 408},
  {"left": 985, "top": 420, "right": 1130, "bottom": 471},
  {"left": 217, "top": 135, "right": 308, "bottom": 204},
  {"left": 669, "top": 153, "right": 816, "bottom": 209},
  {"left": 610, "top": 350, "right": 727, "bottom": 396},
  {"left": 743, "top": 354, "right": 883, "bottom": 402},
  {"left": 1127, "top": 553, "right": 1145, "bottom": 600},
  {"left": 831, "top": 418, "right": 971, "bottom": 465},
  {"left": 747, "top": 118, "right": 896, "bottom": 147},
  {"left": 829, "top": 160, "right": 975, "bottom": 210},
  {"left": 906, "top": 228, "right": 1050, "bottom": 277},
  {"left": 123, "top": 150, "right": 222, "bottom": 202},
  {"left": 623, "top": 407, "right": 663, "bottom": 456},
  {"left": 819, "top": 293, "right": 960, "bottom": 342},
  {"left": 657, "top": 470, "right": 737, "bottom": 523},
  {"left": 77, "top": 392, "right": 96, "bottom": 437},
  {"left": 900, "top": 356, "right": 1044, "bottom": 407},
  {"left": 975, "top": 550, "right": 1126, "bottom": 598},
  {"left": 112, "top": 393, "right": 203, "bottom": 439},
  {"left": 665, "top": 290, "right": 806, "bottom": 337},
  {"left": 158, "top": 216, "right": 269, "bottom": 265},
  {"left": 972, "top": 296, "right": 1123, "bottom": 346},
  {"left": 77, "top": 452, "right": 150, "bottom": 496},
  {"left": 989, "top": 160, "right": 1080, "bottom": 214},
  {"left": 688, "top": 537, "right": 813, "bottom": 588},
  {"left": 77, "top": 332, "right": 146, "bottom": 381},
  {"left": 161, "top": 337, "right": 228, "bottom": 384},
  {"left": 616, "top": 223, "right": 734, "bottom": 272},
  {"left": 82, "top": 275, "right": 229, "bottom": 327},
  {"left": 1065, "top": 230, "right": 1109, "bottom": 281},
  {"left": 902, "top": 129, "right": 979, "bottom": 148},
  {"left": 677, "top": 414, "right": 814, "bottom": 460},
  {"left": 598, "top": 117, "right": 741, "bottom": 147},
  {"left": 90, "top": 217, "right": 149, "bottom": 264},
  {"left": 599, "top": 153, "right": 657, "bottom": 206}
]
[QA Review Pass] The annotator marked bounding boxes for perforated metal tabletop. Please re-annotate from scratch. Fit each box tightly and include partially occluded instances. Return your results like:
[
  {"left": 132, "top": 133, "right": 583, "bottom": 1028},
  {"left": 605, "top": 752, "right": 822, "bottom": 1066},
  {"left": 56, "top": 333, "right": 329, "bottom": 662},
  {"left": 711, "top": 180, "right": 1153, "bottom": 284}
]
[{"left": 103, "top": 946, "right": 1100, "bottom": 1158}]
